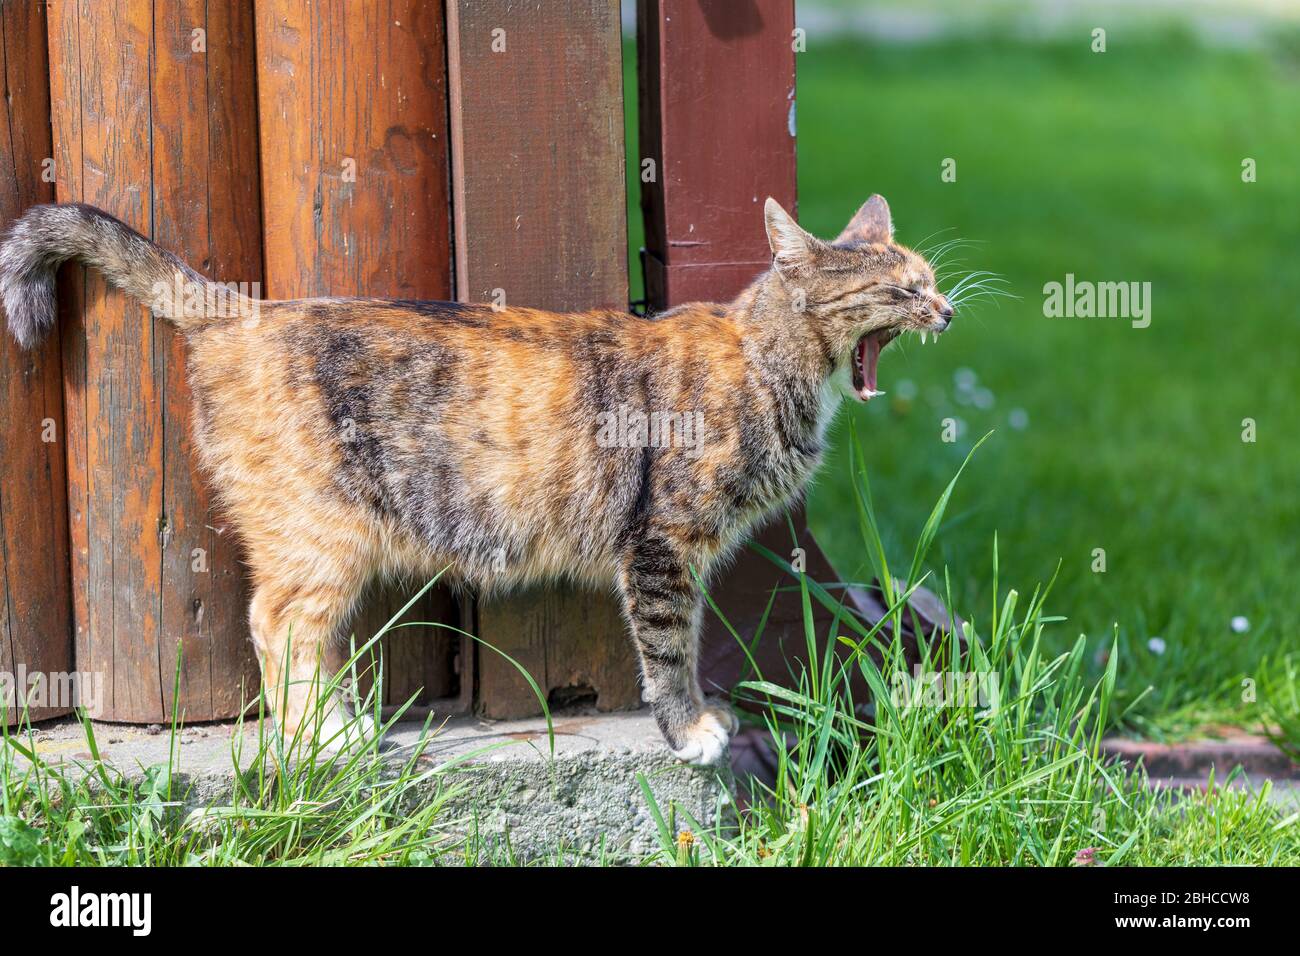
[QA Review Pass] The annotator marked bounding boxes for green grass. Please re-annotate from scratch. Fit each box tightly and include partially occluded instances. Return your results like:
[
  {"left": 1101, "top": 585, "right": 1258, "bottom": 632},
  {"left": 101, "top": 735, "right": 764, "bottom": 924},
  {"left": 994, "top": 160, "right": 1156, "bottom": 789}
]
[
  {"left": 5, "top": 444, "right": 1295, "bottom": 866},
  {"left": 0, "top": 614, "right": 467, "bottom": 865},
  {"left": 625, "top": 30, "right": 1300, "bottom": 738},
  {"left": 0, "top": 582, "right": 554, "bottom": 867},
  {"left": 633, "top": 441, "right": 1299, "bottom": 865},
  {"left": 796, "top": 33, "right": 1300, "bottom": 737},
  {"left": 1, "top": 710, "right": 458, "bottom": 866}
]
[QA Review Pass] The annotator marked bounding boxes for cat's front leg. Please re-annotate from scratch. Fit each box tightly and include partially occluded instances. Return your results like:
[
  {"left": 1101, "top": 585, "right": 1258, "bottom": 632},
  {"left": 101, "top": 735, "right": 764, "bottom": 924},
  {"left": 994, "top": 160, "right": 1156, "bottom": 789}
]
[{"left": 619, "top": 535, "right": 738, "bottom": 765}]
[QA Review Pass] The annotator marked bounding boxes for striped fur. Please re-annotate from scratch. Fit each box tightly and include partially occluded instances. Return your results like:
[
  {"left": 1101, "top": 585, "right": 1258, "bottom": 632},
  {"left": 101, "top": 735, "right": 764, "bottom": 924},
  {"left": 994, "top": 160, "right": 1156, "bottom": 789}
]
[{"left": 0, "top": 197, "right": 953, "bottom": 763}]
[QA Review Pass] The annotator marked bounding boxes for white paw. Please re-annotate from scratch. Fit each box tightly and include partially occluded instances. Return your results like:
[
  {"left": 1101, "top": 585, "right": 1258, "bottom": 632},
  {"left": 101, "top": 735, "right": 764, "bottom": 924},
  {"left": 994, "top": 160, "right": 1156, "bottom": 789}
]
[
  {"left": 308, "top": 705, "right": 382, "bottom": 756},
  {"left": 671, "top": 707, "right": 739, "bottom": 766}
]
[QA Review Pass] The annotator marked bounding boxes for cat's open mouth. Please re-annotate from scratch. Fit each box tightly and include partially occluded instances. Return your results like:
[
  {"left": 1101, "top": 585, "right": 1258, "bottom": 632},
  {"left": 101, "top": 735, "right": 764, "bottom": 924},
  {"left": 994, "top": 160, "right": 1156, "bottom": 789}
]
[{"left": 851, "top": 329, "right": 900, "bottom": 401}]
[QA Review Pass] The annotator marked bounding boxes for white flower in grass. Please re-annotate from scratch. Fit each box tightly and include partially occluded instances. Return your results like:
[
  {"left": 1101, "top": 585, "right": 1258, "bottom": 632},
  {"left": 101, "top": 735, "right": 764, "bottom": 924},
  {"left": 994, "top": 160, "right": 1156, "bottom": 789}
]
[
  {"left": 1231, "top": 616, "right": 1249, "bottom": 634},
  {"left": 1147, "top": 636, "right": 1167, "bottom": 655},
  {"left": 1008, "top": 408, "right": 1029, "bottom": 430}
]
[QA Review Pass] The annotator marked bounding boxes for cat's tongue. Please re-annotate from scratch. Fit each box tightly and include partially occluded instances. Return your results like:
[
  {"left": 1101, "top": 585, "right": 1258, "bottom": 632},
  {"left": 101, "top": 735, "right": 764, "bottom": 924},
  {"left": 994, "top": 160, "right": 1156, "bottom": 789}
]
[{"left": 858, "top": 332, "right": 884, "bottom": 400}]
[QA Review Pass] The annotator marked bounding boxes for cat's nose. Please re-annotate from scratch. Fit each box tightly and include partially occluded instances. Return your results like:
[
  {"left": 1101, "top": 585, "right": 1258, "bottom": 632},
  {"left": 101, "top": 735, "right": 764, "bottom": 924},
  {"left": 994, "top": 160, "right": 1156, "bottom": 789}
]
[{"left": 932, "top": 297, "right": 954, "bottom": 328}]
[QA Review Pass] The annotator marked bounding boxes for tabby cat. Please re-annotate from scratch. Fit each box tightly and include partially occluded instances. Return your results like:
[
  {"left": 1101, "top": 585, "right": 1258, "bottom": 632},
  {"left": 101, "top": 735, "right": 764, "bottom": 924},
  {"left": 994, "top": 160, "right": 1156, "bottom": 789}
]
[{"left": 1, "top": 195, "right": 952, "bottom": 764}]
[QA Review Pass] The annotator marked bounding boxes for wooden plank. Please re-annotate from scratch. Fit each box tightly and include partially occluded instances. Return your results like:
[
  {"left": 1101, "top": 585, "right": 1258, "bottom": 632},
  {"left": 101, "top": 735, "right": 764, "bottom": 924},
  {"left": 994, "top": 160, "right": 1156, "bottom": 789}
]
[
  {"left": 637, "top": 0, "right": 854, "bottom": 697},
  {"left": 637, "top": 0, "right": 797, "bottom": 304},
  {"left": 49, "top": 0, "right": 161, "bottom": 724},
  {"left": 255, "top": 0, "right": 463, "bottom": 711},
  {"left": 0, "top": 0, "right": 72, "bottom": 725},
  {"left": 47, "top": 0, "right": 88, "bottom": 722},
  {"left": 151, "top": 0, "right": 263, "bottom": 719},
  {"left": 46, "top": 0, "right": 262, "bottom": 722},
  {"left": 446, "top": 0, "right": 639, "bottom": 719}
]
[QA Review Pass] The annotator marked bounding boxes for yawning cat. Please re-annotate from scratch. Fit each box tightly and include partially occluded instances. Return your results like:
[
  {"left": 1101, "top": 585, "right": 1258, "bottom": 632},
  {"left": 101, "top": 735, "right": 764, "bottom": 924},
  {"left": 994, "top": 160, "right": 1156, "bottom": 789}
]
[{"left": 1, "top": 195, "right": 952, "bottom": 763}]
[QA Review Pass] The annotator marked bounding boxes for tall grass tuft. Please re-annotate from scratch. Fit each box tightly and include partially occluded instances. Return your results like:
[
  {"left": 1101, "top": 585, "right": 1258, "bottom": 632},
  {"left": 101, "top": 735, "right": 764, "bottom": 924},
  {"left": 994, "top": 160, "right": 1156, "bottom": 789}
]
[
  {"left": 0, "top": 574, "right": 474, "bottom": 866},
  {"left": 643, "top": 437, "right": 1300, "bottom": 866}
]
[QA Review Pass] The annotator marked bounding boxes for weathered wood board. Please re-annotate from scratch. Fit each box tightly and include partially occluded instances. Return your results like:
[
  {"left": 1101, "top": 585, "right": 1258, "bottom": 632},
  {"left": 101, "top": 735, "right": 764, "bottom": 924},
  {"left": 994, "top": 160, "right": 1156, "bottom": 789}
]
[
  {"left": 255, "top": 0, "right": 464, "bottom": 710},
  {"left": 638, "top": 0, "right": 798, "bottom": 304},
  {"left": 0, "top": 0, "right": 73, "bottom": 725},
  {"left": 446, "top": 0, "right": 640, "bottom": 718},
  {"left": 46, "top": 0, "right": 261, "bottom": 722},
  {"left": 638, "top": 0, "right": 854, "bottom": 696}
]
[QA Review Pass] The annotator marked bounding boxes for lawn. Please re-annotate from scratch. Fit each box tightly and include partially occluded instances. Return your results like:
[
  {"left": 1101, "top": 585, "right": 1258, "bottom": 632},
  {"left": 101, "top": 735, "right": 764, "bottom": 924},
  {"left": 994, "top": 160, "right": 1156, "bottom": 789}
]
[{"left": 630, "top": 29, "right": 1300, "bottom": 739}]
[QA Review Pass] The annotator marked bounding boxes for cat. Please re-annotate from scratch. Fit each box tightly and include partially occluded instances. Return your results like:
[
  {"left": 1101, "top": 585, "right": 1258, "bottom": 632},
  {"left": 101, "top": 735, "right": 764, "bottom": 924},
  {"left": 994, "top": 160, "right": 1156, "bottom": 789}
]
[{"left": 0, "top": 195, "right": 953, "bottom": 764}]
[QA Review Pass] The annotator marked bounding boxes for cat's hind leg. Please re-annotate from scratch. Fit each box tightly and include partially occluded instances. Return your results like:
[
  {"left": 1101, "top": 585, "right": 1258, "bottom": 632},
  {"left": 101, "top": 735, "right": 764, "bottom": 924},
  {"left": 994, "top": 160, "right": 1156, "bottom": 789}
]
[{"left": 247, "top": 546, "right": 375, "bottom": 753}]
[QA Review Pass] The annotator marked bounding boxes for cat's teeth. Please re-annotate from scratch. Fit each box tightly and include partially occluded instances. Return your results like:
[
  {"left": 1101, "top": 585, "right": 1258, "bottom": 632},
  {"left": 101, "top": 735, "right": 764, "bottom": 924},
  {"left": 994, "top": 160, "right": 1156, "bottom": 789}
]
[{"left": 920, "top": 332, "right": 928, "bottom": 345}]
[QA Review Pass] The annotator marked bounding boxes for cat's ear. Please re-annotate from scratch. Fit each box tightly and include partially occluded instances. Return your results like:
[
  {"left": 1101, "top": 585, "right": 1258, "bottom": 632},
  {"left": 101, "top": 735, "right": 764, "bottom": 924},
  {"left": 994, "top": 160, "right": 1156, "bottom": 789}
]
[
  {"left": 764, "top": 197, "right": 819, "bottom": 273},
  {"left": 835, "top": 194, "right": 893, "bottom": 246}
]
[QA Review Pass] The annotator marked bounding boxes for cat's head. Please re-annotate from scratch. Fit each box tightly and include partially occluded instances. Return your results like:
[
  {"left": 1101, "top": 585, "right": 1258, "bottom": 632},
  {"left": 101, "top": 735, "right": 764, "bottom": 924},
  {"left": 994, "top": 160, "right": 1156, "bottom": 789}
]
[{"left": 763, "top": 195, "right": 952, "bottom": 402}]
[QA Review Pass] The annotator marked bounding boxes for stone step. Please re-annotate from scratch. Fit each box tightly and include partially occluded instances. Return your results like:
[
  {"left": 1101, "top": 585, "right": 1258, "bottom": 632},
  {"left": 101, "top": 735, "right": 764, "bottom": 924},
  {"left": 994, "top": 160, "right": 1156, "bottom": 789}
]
[{"left": 8, "top": 709, "right": 730, "bottom": 863}]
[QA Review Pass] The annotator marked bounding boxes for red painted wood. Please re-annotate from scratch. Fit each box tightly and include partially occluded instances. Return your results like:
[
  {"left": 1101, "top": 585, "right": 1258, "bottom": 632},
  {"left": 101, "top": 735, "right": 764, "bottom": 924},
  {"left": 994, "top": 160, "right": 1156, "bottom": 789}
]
[
  {"left": 637, "top": 0, "right": 858, "bottom": 699},
  {"left": 638, "top": 0, "right": 798, "bottom": 306}
]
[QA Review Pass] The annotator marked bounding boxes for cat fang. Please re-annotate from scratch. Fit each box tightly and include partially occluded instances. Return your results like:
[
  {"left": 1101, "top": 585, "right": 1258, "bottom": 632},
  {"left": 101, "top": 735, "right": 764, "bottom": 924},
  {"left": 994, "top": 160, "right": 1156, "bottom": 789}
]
[{"left": 848, "top": 325, "right": 946, "bottom": 402}]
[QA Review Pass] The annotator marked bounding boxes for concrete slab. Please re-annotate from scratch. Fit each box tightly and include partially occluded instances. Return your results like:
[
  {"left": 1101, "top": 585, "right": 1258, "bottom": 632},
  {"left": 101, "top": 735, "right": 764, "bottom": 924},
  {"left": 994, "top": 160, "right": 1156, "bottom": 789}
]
[
  {"left": 1102, "top": 731, "right": 1300, "bottom": 780},
  {"left": 1101, "top": 732, "right": 1300, "bottom": 808},
  {"left": 5, "top": 709, "right": 732, "bottom": 863}
]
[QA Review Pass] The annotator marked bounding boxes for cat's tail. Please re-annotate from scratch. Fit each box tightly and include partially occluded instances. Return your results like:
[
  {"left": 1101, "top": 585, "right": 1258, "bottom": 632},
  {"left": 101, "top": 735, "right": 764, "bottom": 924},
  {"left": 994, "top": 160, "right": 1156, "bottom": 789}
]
[{"left": 1, "top": 202, "right": 257, "bottom": 349}]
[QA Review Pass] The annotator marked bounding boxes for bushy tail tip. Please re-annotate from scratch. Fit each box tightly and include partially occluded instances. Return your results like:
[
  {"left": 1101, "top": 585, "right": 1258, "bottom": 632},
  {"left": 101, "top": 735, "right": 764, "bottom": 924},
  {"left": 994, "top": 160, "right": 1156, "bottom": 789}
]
[
  {"left": 1, "top": 202, "right": 242, "bottom": 350},
  {"left": 0, "top": 207, "right": 65, "bottom": 350}
]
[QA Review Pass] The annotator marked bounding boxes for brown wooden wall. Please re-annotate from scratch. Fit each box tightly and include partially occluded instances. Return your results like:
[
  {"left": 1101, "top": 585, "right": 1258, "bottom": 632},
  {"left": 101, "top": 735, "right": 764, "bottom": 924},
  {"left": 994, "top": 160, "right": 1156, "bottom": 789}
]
[
  {"left": 255, "top": 0, "right": 463, "bottom": 711},
  {"left": 0, "top": 0, "right": 71, "bottom": 725},
  {"left": 45, "top": 0, "right": 262, "bottom": 722},
  {"left": 447, "top": 0, "right": 641, "bottom": 718},
  {"left": 2, "top": 0, "right": 802, "bottom": 725}
]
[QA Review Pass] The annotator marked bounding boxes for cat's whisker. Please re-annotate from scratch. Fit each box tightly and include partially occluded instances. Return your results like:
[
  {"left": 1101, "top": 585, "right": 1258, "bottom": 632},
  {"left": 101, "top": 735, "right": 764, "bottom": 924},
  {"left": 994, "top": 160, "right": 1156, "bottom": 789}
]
[
  {"left": 917, "top": 235, "right": 980, "bottom": 261},
  {"left": 912, "top": 226, "right": 958, "bottom": 253}
]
